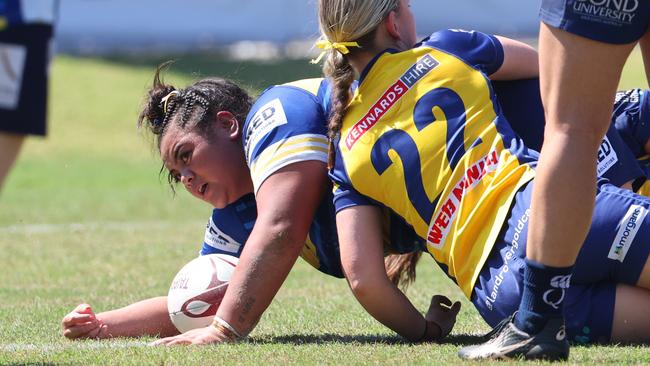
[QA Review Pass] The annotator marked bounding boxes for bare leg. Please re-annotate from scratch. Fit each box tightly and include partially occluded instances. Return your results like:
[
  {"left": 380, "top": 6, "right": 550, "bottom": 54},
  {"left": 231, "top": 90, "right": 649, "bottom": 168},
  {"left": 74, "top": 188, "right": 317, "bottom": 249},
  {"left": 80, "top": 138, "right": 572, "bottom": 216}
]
[
  {"left": 528, "top": 24, "right": 636, "bottom": 266},
  {"left": 610, "top": 238, "right": 650, "bottom": 343},
  {"left": 0, "top": 132, "right": 25, "bottom": 192},
  {"left": 611, "top": 284, "right": 650, "bottom": 343}
]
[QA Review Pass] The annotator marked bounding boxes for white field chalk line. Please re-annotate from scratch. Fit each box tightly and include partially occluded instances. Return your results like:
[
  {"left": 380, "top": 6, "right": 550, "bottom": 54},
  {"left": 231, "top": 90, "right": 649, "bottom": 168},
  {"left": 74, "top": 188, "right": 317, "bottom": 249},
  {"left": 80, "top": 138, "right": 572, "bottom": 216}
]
[
  {"left": 0, "top": 340, "right": 150, "bottom": 352},
  {"left": 0, "top": 221, "right": 202, "bottom": 234}
]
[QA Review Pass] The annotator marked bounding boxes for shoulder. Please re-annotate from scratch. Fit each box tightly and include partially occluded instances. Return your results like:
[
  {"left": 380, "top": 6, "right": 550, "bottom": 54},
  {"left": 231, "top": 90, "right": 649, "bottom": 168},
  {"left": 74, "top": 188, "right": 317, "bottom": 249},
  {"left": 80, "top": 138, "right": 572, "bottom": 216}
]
[
  {"left": 243, "top": 79, "right": 329, "bottom": 146},
  {"left": 418, "top": 29, "right": 504, "bottom": 74},
  {"left": 243, "top": 79, "right": 331, "bottom": 193}
]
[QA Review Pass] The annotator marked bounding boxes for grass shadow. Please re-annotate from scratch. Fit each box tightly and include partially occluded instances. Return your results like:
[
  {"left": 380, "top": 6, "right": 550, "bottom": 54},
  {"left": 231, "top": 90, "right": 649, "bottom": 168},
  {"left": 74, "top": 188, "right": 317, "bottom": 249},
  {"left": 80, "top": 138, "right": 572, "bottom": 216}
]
[{"left": 250, "top": 332, "right": 487, "bottom": 346}]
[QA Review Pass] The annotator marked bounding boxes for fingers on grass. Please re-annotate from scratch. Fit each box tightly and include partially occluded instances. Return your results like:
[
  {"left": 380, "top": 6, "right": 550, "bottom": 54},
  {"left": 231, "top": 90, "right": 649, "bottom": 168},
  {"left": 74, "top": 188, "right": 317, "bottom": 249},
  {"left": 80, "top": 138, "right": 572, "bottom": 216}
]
[
  {"left": 63, "top": 320, "right": 101, "bottom": 339},
  {"left": 62, "top": 313, "right": 95, "bottom": 326}
]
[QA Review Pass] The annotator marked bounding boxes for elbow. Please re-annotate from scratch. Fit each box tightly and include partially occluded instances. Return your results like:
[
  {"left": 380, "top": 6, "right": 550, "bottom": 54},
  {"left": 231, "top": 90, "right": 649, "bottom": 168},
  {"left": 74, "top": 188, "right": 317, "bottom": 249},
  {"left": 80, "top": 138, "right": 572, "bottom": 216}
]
[
  {"left": 260, "top": 218, "right": 308, "bottom": 253},
  {"left": 345, "top": 267, "right": 388, "bottom": 302}
]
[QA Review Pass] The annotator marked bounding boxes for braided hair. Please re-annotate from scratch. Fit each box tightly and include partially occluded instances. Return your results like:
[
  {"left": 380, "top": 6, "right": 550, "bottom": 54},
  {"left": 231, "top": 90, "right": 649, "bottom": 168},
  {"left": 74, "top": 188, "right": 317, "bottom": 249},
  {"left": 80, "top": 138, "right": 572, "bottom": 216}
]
[
  {"left": 317, "top": 0, "right": 399, "bottom": 168},
  {"left": 138, "top": 62, "right": 253, "bottom": 150},
  {"left": 137, "top": 62, "right": 253, "bottom": 187}
]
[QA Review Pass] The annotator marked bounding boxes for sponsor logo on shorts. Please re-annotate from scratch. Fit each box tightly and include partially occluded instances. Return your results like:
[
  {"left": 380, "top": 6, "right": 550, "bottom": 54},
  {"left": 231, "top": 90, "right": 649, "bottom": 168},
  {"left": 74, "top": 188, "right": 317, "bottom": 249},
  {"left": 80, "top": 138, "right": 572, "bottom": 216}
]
[
  {"left": 573, "top": 0, "right": 640, "bottom": 25},
  {"left": 608, "top": 204, "right": 648, "bottom": 262},
  {"left": 484, "top": 208, "right": 530, "bottom": 311},
  {"left": 203, "top": 218, "right": 243, "bottom": 254},
  {"left": 596, "top": 136, "right": 618, "bottom": 177},
  {"left": 345, "top": 54, "right": 439, "bottom": 149}
]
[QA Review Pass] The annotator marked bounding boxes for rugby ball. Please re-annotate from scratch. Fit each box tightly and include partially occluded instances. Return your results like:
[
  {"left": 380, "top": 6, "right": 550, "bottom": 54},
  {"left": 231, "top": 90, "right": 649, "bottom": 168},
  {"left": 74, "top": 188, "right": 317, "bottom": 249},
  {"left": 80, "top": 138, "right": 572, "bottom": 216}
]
[{"left": 167, "top": 254, "right": 239, "bottom": 333}]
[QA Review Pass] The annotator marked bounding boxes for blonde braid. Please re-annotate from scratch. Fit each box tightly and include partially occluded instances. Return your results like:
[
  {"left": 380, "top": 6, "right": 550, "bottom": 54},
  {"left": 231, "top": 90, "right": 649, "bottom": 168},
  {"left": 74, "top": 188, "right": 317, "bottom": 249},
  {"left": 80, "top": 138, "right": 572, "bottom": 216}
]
[
  {"left": 318, "top": 0, "right": 399, "bottom": 168},
  {"left": 325, "top": 52, "right": 355, "bottom": 169}
]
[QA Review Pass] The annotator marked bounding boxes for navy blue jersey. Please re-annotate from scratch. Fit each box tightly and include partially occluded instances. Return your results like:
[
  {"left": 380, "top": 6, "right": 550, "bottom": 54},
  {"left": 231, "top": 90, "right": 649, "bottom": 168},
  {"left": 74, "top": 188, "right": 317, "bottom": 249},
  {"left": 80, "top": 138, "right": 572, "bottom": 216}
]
[
  {"left": 495, "top": 79, "right": 645, "bottom": 187},
  {"left": 240, "top": 78, "right": 343, "bottom": 277},
  {"left": 613, "top": 89, "right": 650, "bottom": 159},
  {"left": 200, "top": 193, "right": 257, "bottom": 258}
]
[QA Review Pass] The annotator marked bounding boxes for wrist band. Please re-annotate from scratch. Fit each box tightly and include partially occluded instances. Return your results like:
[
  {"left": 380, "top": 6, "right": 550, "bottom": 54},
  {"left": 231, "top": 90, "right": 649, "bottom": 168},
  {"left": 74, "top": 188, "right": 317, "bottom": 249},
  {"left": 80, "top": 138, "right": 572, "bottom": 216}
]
[
  {"left": 415, "top": 319, "right": 429, "bottom": 343},
  {"left": 212, "top": 315, "right": 245, "bottom": 340}
]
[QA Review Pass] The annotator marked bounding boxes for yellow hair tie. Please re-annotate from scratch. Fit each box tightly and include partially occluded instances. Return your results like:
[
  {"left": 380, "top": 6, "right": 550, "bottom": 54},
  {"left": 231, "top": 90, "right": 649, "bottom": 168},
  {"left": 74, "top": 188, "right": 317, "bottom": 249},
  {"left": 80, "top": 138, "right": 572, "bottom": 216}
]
[
  {"left": 0, "top": 17, "right": 7, "bottom": 31},
  {"left": 310, "top": 40, "right": 360, "bottom": 64},
  {"left": 161, "top": 90, "right": 180, "bottom": 114}
]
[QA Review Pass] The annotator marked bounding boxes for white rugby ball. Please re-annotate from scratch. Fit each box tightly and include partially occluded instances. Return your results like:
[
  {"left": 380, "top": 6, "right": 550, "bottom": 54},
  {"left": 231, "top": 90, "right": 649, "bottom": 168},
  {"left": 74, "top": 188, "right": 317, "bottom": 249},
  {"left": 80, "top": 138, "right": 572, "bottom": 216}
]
[{"left": 167, "top": 254, "right": 238, "bottom": 333}]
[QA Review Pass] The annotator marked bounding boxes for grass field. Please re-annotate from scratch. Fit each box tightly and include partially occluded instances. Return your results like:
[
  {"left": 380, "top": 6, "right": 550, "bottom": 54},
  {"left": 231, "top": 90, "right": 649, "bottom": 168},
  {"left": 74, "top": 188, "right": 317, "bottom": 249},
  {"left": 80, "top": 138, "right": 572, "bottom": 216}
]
[{"left": 0, "top": 46, "right": 649, "bottom": 365}]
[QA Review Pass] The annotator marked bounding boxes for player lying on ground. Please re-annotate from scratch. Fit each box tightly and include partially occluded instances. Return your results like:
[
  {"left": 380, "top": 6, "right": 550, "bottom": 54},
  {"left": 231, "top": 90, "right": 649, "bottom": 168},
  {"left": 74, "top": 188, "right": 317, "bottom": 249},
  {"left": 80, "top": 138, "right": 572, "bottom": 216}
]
[
  {"left": 318, "top": 0, "right": 650, "bottom": 351},
  {"left": 61, "top": 69, "right": 451, "bottom": 341},
  {"left": 61, "top": 72, "right": 650, "bottom": 340}
]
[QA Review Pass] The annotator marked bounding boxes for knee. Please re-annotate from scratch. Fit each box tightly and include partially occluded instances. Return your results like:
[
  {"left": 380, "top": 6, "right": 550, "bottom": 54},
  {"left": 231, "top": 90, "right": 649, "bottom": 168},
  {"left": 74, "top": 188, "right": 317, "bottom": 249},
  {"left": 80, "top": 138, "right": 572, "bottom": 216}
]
[{"left": 543, "top": 122, "right": 608, "bottom": 149}]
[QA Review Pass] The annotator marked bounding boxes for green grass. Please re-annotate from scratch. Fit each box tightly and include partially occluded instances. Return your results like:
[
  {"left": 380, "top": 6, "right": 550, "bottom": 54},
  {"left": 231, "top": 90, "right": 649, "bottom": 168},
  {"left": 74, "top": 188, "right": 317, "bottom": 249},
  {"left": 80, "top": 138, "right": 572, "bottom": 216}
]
[{"left": 0, "top": 50, "right": 649, "bottom": 365}]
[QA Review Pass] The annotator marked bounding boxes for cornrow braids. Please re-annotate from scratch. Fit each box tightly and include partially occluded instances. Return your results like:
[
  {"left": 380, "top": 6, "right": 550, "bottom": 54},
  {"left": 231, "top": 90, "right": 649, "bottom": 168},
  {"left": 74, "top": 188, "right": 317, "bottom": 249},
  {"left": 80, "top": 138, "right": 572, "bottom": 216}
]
[{"left": 137, "top": 62, "right": 253, "bottom": 150}]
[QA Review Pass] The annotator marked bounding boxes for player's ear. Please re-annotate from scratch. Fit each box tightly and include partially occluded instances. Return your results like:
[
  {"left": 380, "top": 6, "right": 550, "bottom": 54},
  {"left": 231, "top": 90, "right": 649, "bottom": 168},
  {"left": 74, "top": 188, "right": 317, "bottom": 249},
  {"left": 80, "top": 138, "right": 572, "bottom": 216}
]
[
  {"left": 384, "top": 8, "right": 400, "bottom": 40},
  {"left": 215, "top": 111, "right": 241, "bottom": 140}
]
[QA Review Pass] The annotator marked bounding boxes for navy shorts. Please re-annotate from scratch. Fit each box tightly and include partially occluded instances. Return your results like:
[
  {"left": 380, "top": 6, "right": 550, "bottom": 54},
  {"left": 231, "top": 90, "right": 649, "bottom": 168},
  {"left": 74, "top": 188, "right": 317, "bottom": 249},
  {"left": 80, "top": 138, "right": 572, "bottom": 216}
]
[
  {"left": 471, "top": 181, "right": 650, "bottom": 344},
  {"left": 540, "top": 0, "right": 650, "bottom": 44},
  {"left": 0, "top": 24, "right": 53, "bottom": 136}
]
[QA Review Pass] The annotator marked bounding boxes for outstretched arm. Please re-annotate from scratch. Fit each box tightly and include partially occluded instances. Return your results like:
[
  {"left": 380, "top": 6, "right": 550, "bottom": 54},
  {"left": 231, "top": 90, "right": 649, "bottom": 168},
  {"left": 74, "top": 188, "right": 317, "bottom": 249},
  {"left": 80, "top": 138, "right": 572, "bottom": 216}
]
[
  {"left": 62, "top": 297, "right": 178, "bottom": 339},
  {"left": 153, "top": 160, "right": 327, "bottom": 345},
  {"left": 336, "top": 205, "right": 459, "bottom": 342},
  {"left": 489, "top": 36, "right": 539, "bottom": 80}
]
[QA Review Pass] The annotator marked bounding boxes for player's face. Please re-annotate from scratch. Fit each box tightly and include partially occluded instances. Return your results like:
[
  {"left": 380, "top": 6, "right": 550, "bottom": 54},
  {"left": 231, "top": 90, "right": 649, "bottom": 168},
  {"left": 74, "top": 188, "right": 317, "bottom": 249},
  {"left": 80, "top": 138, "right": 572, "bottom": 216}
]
[
  {"left": 159, "top": 116, "right": 251, "bottom": 208},
  {"left": 395, "top": 0, "right": 417, "bottom": 48}
]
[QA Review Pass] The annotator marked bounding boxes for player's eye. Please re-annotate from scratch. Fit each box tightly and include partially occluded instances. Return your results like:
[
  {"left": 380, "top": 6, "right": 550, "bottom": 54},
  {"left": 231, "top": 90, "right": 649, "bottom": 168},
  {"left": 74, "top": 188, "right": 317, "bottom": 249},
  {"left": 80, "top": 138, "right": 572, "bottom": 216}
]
[{"left": 180, "top": 150, "right": 192, "bottom": 164}]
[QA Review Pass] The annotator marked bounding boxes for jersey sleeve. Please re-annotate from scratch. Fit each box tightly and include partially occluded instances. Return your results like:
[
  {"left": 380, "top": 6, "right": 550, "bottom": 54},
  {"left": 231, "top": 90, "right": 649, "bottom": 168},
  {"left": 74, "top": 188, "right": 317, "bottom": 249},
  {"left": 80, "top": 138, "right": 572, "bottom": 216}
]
[
  {"left": 329, "top": 137, "right": 374, "bottom": 212},
  {"left": 613, "top": 89, "right": 650, "bottom": 158},
  {"left": 199, "top": 193, "right": 257, "bottom": 257},
  {"left": 243, "top": 85, "right": 329, "bottom": 194},
  {"left": 421, "top": 29, "right": 504, "bottom": 76}
]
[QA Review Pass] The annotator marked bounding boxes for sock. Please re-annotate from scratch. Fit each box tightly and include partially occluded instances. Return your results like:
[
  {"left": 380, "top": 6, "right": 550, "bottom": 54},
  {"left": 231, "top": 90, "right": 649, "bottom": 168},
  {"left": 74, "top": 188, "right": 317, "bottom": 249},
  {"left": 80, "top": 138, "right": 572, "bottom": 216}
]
[{"left": 514, "top": 258, "right": 573, "bottom": 335}]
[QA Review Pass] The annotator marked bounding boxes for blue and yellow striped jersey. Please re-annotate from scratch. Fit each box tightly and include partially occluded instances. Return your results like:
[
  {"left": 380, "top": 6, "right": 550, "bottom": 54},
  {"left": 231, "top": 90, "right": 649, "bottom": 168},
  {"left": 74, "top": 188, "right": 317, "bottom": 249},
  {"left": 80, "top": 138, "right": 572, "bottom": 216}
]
[
  {"left": 240, "top": 79, "right": 343, "bottom": 277},
  {"left": 330, "top": 30, "right": 539, "bottom": 297},
  {"left": 202, "top": 79, "right": 424, "bottom": 278},
  {"left": 200, "top": 193, "right": 257, "bottom": 258}
]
